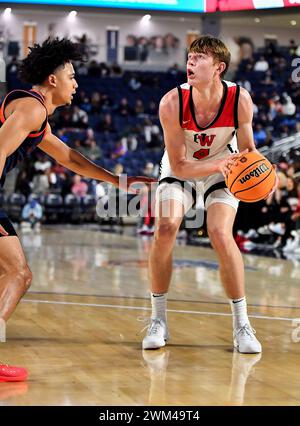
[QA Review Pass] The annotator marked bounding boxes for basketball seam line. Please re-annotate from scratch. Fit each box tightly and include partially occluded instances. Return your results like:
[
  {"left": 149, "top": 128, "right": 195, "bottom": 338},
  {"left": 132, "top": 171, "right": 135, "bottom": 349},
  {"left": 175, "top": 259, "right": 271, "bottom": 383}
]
[{"left": 234, "top": 168, "right": 275, "bottom": 198}]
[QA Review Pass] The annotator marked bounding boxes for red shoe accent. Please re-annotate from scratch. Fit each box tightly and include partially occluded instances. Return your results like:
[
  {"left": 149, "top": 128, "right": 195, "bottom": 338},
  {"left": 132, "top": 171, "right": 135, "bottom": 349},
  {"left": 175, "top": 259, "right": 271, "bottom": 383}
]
[{"left": 0, "top": 364, "right": 28, "bottom": 382}]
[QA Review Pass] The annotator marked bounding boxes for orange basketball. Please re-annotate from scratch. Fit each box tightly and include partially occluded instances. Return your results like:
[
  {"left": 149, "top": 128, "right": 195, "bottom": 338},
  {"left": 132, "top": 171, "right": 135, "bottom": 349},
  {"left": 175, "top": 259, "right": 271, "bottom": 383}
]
[{"left": 225, "top": 151, "right": 276, "bottom": 202}]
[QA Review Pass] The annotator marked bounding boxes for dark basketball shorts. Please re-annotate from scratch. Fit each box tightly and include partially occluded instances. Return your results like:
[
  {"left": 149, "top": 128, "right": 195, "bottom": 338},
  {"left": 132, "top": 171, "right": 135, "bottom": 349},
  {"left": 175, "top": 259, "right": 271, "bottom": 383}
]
[{"left": 0, "top": 212, "right": 18, "bottom": 238}]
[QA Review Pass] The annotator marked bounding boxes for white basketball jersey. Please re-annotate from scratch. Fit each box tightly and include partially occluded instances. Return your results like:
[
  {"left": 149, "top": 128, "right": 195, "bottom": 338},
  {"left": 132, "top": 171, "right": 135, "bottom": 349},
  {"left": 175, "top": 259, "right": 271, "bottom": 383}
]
[{"left": 160, "top": 80, "right": 240, "bottom": 180}]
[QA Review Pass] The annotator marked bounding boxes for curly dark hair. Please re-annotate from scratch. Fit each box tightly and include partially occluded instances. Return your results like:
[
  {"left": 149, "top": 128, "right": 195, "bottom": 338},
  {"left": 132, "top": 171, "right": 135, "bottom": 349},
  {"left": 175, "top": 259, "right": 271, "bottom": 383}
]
[{"left": 19, "top": 37, "right": 83, "bottom": 85}]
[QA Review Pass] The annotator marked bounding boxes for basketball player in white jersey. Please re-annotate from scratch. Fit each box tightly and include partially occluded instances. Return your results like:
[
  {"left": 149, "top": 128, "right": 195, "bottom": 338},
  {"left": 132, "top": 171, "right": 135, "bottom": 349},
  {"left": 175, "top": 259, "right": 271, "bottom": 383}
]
[{"left": 142, "top": 35, "right": 273, "bottom": 353}]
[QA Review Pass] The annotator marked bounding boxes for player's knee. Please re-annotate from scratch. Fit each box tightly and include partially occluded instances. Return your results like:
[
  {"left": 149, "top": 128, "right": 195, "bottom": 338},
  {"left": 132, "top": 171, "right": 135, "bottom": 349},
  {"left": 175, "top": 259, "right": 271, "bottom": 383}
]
[
  {"left": 207, "top": 226, "right": 230, "bottom": 249},
  {"left": 15, "top": 265, "right": 32, "bottom": 292},
  {"left": 155, "top": 222, "right": 179, "bottom": 244}
]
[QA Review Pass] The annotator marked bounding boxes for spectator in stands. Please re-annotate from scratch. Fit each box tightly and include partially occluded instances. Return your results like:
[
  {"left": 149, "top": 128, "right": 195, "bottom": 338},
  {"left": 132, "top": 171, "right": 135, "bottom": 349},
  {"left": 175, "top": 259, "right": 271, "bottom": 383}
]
[
  {"left": 287, "top": 164, "right": 297, "bottom": 179},
  {"left": 254, "top": 55, "right": 269, "bottom": 72},
  {"left": 259, "top": 184, "right": 291, "bottom": 240},
  {"left": 286, "top": 177, "right": 298, "bottom": 200},
  {"left": 264, "top": 39, "right": 278, "bottom": 58},
  {"left": 128, "top": 74, "right": 142, "bottom": 91},
  {"left": 281, "top": 93, "right": 296, "bottom": 116},
  {"left": 164, "top": 33, "right": 179, "bottom": 50},
  {"left": 98, "top": 113, "right": 115, "bottom": 133},
  {"left": 253, "top": 124, "right": 267, "bottom": 148},
  {"left": 111, "top": 62, "right": 123, "bottom": 77},
  {"left": 21, "top": 199, "right": 43, "bottom": 232},
  {"left": 279, "top": 124, "right": 291, "bottom": 139},
  {"left": 73, "top": 139, "right": 86, "bottom": 156},
  {"left": 237, "top": 77, "right": 251, "bottom": 92},
  {"left": 120, "top": 133, "right": 138, "bottom": 152},
  {"left": 15, "top": 171, "right": 32, "bottom": 197},
  {"left": 236, "top": 36, "right": 253, "bottom": 60},
  {"left": 111, "top": 140, "right": 127, "bottom": 160},
  {"left": 6, "top": 56, "right": 18, "bottom": 76},
  {"left": 90, "top": 91, "right": 101, "bottom": 113},
  {"left": 260, "top": 73, "right": 276, "bottom": 88},
  {"left": 144, "top": 161, "right": 159, "bottom": 179},
  {"left": 56, "top": 129, "right": 69, "bottom": 144},
  {"left": 88, "top": 60, "right": 101, "bottom": 77},
  {"left": 77, "top": 62, "right": 88, "bottom": 76},
  {"left": 269, "top": 95, "right": 283, "bottom": 121},
  {"left": 151, "top": 35, "right": 165, "bottom": 53},
  {"left": 125, "top": 35, "right": 136, "bottom": 47},
  {"left": 144, "top": 119, "right": 161, "bottom": 148},
  {"left": 71, "top": 174, "right": 88, "bottom": 197},
  {"left": 137, "top": 37, "right": 149, "bottom": 62},
  {"left": 100, "top": 93, "right": 114, "bottom": 112},
  {"left": 32, "top": 170, "right": 50, "bottom": 195},
  {"left": 71, "top": 105, "right": 88, "bottom": 128},
  {"left": 75, "top": 33, "right": 90, "bottom": 61},
  {"left": 146, "top": 100, "right": 158, "bottom": 117},
  {"left": 86, "top": 127, "right": 95, "bottom": 141},
  {"left": 84, "top": 139, "right": 102, "bottom": 162},
  {"left": 275, "top": 57, "right": 287, "bottom": 78},
  {"left": 289, "top": 39, "right": 298, "bottom": 57},
  {"left": 167, "top": 63, "right": 180, "bottom": 76},
  {"left": 49, "top": 162, "right": 69, "bottom": 194},
  {"left": 57, "top": 108, "right": 73, "bottom": 128},
  {"left": 117, "top": 97, "right": 132, "bottom": 116},
  {"left": 34, "top": 154, "right": 52, "bottom": 173},
  {"left": 99, "top": 62, "right": 110, "bottom": 77},
  {"left": 134, "top": 99, "right": 145, "bottom": 117}
]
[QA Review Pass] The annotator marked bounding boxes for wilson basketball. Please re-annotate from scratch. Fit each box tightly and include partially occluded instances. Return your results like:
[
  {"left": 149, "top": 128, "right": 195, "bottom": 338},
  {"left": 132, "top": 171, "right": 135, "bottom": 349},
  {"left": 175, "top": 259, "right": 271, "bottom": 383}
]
[{"left": 225, "top": 151, "right": 276, "bottom": 202}]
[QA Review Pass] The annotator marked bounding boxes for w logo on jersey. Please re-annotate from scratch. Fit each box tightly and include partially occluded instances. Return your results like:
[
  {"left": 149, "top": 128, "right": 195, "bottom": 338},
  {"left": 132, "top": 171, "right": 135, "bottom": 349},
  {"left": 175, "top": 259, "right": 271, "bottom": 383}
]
[
  {"left": 194, "top": 133, "right": 216, "bottom": 147},
  {"left": 193, "top": 133, "right": 216, "bottom": 160}
]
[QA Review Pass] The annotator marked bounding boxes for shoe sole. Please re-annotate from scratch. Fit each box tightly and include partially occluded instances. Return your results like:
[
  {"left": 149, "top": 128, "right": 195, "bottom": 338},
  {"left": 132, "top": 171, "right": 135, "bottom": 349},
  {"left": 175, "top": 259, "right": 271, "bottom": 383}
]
[
  {"left": 0, "top": 373, "right": 28, "bottom": 382},
  {"left": 234, "top": 343, "right": 262, "bottom": 354},
  {"left": 142, "top": 338, "right": 168, "bottom": 350}
]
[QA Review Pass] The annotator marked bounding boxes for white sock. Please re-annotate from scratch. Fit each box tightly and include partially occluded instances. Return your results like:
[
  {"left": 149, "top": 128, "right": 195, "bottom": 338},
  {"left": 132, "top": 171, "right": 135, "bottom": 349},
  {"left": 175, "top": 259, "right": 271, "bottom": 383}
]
[
  {"left": 151, "top": 293, "right": 167, "bottom": 321},
  {"left": 229, "top": 297, "right": 250, "bottom": 330}
]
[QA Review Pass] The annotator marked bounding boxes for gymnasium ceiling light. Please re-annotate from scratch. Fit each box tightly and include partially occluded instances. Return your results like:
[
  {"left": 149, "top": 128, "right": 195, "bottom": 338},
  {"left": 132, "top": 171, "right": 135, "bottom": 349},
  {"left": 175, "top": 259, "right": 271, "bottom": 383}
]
[
  {"left": 68, "top": 10, "right": 78, "bottom": 21},
  {"left": 141, "top": 14, "right": 152, "bottom": 23},
  {"left": 3, "top": 8, "right": 12, "bottom": 17}
]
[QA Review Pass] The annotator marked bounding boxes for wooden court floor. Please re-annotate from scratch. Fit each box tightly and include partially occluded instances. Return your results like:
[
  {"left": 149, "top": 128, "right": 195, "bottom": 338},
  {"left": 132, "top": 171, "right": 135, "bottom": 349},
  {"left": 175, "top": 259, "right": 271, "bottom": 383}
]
[{"left": 1, "top": 226, "right": 300, "bottom": 406}]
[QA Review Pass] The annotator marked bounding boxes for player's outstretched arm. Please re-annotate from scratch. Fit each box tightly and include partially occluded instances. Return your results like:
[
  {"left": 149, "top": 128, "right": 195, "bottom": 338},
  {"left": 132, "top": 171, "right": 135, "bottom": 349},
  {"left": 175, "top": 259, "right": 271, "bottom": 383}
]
[{"left": 39, "top": 125, "right": 156, "bottom": 191}]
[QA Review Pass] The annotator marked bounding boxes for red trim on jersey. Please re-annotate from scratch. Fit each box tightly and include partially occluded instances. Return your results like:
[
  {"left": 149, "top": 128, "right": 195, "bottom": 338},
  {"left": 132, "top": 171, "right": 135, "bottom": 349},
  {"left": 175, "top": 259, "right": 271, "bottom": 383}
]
[{"left": 179, "top": 82, "right": 237, "bottom": 131}]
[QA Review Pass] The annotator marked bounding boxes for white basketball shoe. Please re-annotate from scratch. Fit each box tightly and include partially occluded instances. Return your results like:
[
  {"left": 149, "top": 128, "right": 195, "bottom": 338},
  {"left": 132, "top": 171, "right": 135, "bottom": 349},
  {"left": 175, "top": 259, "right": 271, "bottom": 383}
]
[
  {"left": 142, "top": 319, "right": 169, "bottom": 350},
  {"left": 233, "top": 324, "right": 262, "bottom": 354}
]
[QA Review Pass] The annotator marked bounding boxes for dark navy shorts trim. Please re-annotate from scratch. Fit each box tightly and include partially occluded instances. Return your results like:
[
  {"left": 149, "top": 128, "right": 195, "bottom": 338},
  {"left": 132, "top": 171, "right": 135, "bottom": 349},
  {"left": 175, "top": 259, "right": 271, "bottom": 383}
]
[{"left": 0, "top": 217, "right": 18, "bottom": 237}]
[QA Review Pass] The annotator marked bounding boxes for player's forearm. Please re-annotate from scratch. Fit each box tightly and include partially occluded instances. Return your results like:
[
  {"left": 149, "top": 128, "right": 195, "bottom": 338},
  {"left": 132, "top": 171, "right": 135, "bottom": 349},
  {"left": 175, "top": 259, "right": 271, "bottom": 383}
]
[
  {"left": 64, "top": 149, "right": 118, "bottom": 186},
  {"left": 172, "top": 158, "right": 219, "bottom": 179}
]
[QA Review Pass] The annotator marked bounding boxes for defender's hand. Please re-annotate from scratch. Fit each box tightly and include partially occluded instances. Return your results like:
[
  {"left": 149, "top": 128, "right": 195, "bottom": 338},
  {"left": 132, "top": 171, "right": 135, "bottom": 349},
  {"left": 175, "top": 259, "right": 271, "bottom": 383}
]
[
  {"left": 0, "top": 225, "right": 9, "bottom": 236},
  {"left": 119, "top": 176, "right": 157, "bottom": 193}
]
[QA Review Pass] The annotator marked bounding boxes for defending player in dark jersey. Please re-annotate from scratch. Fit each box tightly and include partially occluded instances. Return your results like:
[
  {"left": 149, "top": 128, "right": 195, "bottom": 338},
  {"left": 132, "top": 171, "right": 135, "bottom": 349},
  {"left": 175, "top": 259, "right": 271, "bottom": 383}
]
[{"left": 0, "top": 37, "right": 154, "bottom": 325}]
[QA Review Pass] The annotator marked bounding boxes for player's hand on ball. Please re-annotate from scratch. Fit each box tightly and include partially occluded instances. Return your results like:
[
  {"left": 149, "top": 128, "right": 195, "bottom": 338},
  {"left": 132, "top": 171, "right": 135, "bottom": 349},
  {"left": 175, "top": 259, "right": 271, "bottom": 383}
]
[
  {"left": 263, "top": 165, "right": 278, "bottom": 200},
  {"left": 217, "top": 150, "right": 248, "bottom": 178}
]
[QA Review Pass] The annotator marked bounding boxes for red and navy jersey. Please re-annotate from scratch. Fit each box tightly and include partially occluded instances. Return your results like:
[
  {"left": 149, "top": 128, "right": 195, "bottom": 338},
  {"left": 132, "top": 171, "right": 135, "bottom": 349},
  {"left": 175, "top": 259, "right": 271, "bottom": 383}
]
[
  {"left": 160, "top": 80, "right": 240, "bottom": 180},
  {"left": 0, "top": 89, "right": 48, "bottom": 186}
]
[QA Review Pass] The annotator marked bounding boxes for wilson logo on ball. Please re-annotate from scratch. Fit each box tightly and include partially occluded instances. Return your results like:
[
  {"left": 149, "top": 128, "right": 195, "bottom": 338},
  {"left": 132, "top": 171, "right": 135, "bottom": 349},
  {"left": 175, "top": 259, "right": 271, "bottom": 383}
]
[
  {"left": 225, "top": 151, "right": 276, "bottom": 203},
  {"left": 239, "top": 163, "right": 270, "bottom": 184}
]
